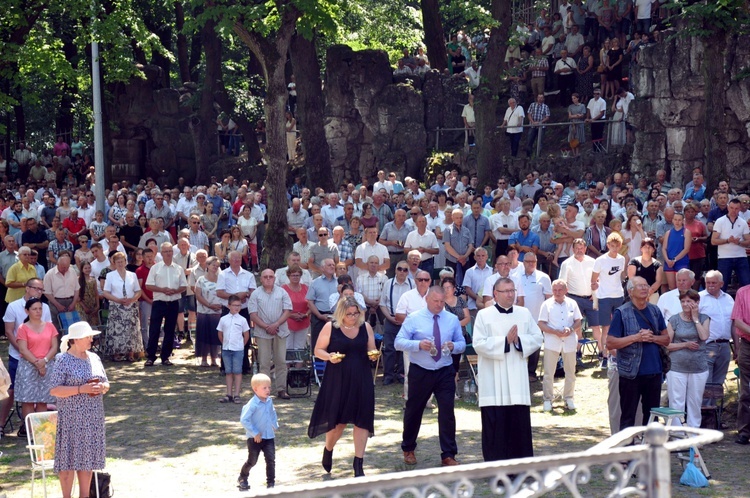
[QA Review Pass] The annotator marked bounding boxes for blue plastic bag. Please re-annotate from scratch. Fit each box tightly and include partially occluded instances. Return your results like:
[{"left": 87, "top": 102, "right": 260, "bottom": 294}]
[{"left": 679, "top": 448, "right": 709, "bottom": 488}]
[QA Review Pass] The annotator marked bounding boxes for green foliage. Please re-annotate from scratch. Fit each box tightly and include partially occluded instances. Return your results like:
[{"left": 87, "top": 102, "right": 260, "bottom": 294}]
[
  {"left": 335, "top": 0, "right": 423, "bottom": 62},
  {"left": 439, "top": 0, "right": 495, "bottom": 38},
  {"left": 424, "top": 151, "right": 456, "bottom": 183},
  {"left": 664, "top": 0, "right": 750, "bottom": 38}
]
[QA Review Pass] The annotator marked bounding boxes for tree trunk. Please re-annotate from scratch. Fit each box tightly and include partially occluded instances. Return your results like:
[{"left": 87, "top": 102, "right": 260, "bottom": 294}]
[
  {"left": 175, "top": 1, "right": 191, "bottom": 83},
  {"left": 203, "top": 29, "right": 263, "bottom": 164},
  {"left": 290, "top": 32, "right": 333, "bottom": 192},
  {"left": 56, "top": 17, "right": 78, "bottom": 138},
  {"left": 420, "top": 0, "right": 447, "bottom": 72},
  {"left": 189, "top": 31, "right": 202, "bottom": 82},
  {"left": 194, "top": 19, "right": 221, "bottom": 184},
  {"left": 702, "top": 33, "right": 728, "bottom": 189},
  {"left": 233, "top": 8, "right": 298, "bottom": 271},
  {"left": 475, "top": 0, "right": 511, "bottom": 189}
]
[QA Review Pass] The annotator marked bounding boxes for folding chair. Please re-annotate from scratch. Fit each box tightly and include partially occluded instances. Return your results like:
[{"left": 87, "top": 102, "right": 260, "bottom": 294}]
[
  {"left": 286, "top": 349, "right": 312, "bottom": 397},
  {"left": 463, "top": 345, "right": 479, "bottom": 385},
  {"left": 372, "top": 339, "right": 384, "bottom": 386},
  {"left": 313, "top": 357, "right": 326, "bottom": 387},
  {"left": 57, "top": 311, "right": 82, "bottom": 336},
  {"left": 26, "top": 410, "right": 58, "bottom": 498},
  {"left": 700, "top": 383, "right": 725, "bottom": 430},
  {"left": 648, "top": 407, "right": 711, "bottom": 479}
]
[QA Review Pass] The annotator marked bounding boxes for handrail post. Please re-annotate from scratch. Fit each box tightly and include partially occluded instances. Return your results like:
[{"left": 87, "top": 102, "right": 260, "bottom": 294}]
[
  {"left": 645, "top": 423, "right": 671, "bottom": 498},
  {"left": 436, "top": 128, "right": 440, "bottom": 151},
  {"left": 536, "top": 125, "right": 542, "bottom": 158}
]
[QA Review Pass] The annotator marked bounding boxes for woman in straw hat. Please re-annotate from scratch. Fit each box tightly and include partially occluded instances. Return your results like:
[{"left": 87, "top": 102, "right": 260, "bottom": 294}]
[{"left": 50, "top": 321, "right": 109, "bottom": 498}]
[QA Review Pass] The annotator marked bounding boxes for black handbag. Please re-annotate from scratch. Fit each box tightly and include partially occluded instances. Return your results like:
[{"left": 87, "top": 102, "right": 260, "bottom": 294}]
[{"left": 90, "top": 472, "right": 113, "bottom": 498}]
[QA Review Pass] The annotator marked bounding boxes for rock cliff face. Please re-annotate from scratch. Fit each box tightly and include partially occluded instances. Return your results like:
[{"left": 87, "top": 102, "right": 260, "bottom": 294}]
[
  {"left": 104, "top": 64, "right": 196, "bottom": 185},
  {"left": 631, "top": 32, "right": 750, "bottom": 190}
]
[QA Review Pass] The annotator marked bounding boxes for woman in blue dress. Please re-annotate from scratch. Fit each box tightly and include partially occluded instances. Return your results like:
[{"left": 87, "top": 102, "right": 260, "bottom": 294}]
[{"left": 662, "top": 212, "right": 692, "bottom": 290}]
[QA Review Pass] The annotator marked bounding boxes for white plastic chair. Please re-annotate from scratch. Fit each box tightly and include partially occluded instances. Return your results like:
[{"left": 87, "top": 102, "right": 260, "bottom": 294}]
[{"left": 25, "top": 411, "right": 58, "bottom": 498}]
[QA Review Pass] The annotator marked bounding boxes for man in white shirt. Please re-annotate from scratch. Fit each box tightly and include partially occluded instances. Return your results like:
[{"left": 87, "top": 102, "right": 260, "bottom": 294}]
[
  {"left": 538, "top": 280, "right": 582, "bottom": 411},
  {"left": 586, "top": 89, "right": 607, "bottom": 150},
  {"left": 698, "top": 271, "right": 735, "bottom": 385},
  {"left": 517, "top": 253, "right": 552, "bottom": 381},
  {"left": 275, "top": 251, "right": 313, "bottom": 287},
  {"left": 215, "top": 250, "right": 257, "bottom": 374},
  {"left": 565, "top": 25, "right": 584, "bottom": 57},
  {"left": 711, "top": 198, "right": 750, "bottom": 291},
  {"left": 175, "top": 187, "right": 196, "bottom": 229},
  {"left": 461, "top": 247, "right": 493, "bottom": 316},
  {"left": 482, "top": 255, "right": 524, "bottom": 307},
  {"left": 635, "top": 0, "right": 656, "bottom": 34},
  {"left": 461, "top": 94, "right": 476, "bottom": 145},
  {"left": 502, "top": 98, "right": 525, "bottom": 157},
  {"left": 462, "top": 60, "right": 481, "bottom": 89},
  {"left": 559, "top": 238, "right": 597, "bottom": 362},
  {"left": 656, "top": 268, "right": 695, "bottom": 322},
  {"left": 145, "top": 242, "right": 188, "bottom": 367},
  {"left": 379, "top": 260, "right": 414, "bottom": 385},
  {"left": 292, "top": 228, "right": 315, "bottom": 270},
  {"left": 355, "top": 226, "right": 390, "bottom": 274},
  {"left": 321, "top": 193, "right": 344, "bottom": 228},
  {"left": 373, "top": 170, "right": 393, "bottom": 195},
  {"left": 403, "top": 215, "right": 439, "bottom": 275},
  {"left": 425, "top": 201, "right": 445, "bottom": 231}
]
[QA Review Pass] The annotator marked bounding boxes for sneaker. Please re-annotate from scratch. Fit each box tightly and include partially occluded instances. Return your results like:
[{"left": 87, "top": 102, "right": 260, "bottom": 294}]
[
  {"left": 600, "top": 357, "right": 608, "bottom": 370},
  {"left": 237, "top": 477, "right": 250, "bottom": 491},
  {"left": 543, "top": 400, "right": 552, "bottom": 412},
  {"left": 566, "top": 399, "right": 576, "bottom": 410}
]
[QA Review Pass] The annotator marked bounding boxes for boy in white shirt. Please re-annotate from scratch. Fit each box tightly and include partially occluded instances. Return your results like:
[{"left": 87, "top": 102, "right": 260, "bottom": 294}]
[{"left": 217, "top": 295, "right": 251, "bottom": 403}]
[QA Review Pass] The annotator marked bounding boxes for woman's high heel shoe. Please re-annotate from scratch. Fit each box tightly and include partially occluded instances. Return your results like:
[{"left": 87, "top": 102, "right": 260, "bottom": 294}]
[
  {"left": 353, "top": 456, "right": 364, "bottom": 477},
  {"left": 322, "top": 447, "right": 333, "bottom": 473}
]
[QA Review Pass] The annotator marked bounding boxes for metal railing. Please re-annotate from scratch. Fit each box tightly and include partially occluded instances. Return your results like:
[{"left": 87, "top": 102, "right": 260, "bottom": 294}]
[
  {"left": 434, "top": 118, "right": 625, "bottom": 157},
  {"left": 253, "top": 424, "right": 722, "bottom": 498}
]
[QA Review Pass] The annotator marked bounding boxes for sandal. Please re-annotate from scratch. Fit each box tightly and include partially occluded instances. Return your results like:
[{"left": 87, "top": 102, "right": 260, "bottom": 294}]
[
  {"left": 144, "top": 360, "right": 155, "bottom": 367},
  {"left": 233, "top": 396, "right": 242, "bottom": 404},
  {"left": 219, "top": 395, "right": 233, "bottom": 403}
]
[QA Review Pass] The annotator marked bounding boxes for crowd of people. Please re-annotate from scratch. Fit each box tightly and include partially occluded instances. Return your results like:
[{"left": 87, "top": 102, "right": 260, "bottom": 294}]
[
  {"left": 2, "top": 124, "right": 750, "bottom": 491},
  {"left": 393, "top": 0, "right": 666, "bottom": 157}
]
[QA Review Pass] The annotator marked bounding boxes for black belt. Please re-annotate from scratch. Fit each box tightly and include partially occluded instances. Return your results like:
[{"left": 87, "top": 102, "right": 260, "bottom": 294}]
[
  {"left": 316, "top": 310, "right": 331, "bottom": 315},
  {"left": 389, "top": 251, "right": 404, "bottom": 255},
  {"left": 707, "top": 339, "right": 729, "bottom": 344},
  {"left": 569, "top": 293, "right": 592, "bottom": 299},
  {"left": 57, "top": 296, "right": 75, "bottom": 300}
]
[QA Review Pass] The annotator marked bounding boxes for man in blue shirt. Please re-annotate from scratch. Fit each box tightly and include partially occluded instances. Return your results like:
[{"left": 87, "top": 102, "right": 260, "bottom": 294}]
[
  {"left": 396, "top": 286, "right": 466, "bottom": 467},
  {"left": 606, "top": 277, "right": 669, "bottom": 431},
  {"left": 508, "top": 213, "right": 540, "bottom": 262}
]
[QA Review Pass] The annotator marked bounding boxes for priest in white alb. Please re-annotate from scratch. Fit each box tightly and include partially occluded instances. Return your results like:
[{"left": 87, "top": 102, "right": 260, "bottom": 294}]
[{"left": 473, "top": 276, "right": 543, "bottom": 461}]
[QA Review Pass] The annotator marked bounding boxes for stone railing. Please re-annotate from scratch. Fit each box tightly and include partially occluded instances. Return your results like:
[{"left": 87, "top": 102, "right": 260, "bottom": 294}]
[{"left": 252, "top": 424, "right": 722, "bottom": 498}]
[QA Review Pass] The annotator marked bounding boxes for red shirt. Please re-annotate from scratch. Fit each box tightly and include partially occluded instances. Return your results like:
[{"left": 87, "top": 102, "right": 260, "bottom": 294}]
[
  {"left": 135, "top": 263, "right": 154, "bottom": 301},
  {"left": 732, "top": 285, "right": 750, "bottom": 342},
  {"left": 684, "top": 219, "right": 707, "bottom": 259},
  {"left": 62, "top": 217, "right": 86, "bottom": 245}
]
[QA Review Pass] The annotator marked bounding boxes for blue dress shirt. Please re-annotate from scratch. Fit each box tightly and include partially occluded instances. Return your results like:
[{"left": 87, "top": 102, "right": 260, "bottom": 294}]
[
  {"left": 240, "top": 395, "right": 279, "bottom": 440},
  {"left": 395, "top": 308, "right": 466, "bottom": 370}
]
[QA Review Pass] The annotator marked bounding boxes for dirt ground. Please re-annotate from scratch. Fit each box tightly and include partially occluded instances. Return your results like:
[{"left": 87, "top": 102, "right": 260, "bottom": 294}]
[{"left": 0, "top": 340, "right": 745, "bottom": 497}]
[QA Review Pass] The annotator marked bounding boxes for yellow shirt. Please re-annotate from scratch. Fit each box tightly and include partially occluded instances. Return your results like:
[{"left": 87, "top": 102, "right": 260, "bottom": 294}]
[{"left": 5, "top": 262, "right": 38, "bottom": 303}]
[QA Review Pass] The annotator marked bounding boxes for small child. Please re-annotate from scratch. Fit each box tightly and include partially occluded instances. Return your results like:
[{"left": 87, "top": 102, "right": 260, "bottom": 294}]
[
  {"left": 237, "top": 373, "right": 278, "bottom": 491},
  {"left": 608, "top": 219, "right": 630, "bottom": 263},
  {"left": 547, "top": 203, "right": 566, "bottom": 266},
  {"left": 217, "top": 294, "right": 250, "bottom": 404}
]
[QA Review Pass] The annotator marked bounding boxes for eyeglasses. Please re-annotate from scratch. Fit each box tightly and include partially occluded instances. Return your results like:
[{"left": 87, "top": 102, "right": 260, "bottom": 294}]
[
  {"left": 346, "top": 312, "right": 361, "bottom": 317},
  {"left": 416, "top": 278, "right": 431, "bottom": 282},
  {"left": 261, "top": 275, "right": 274, "bottom": 279},
  {"left": 494, "top": 289, "right": 517, "bottom": 294},
  {"left": 396, "top": 267, "right": 409, "bottom": 272},
  {"left": 318, "top": 233, "right": 328, "bottom": 237},
  {"left": 410, "top": 212, "right": 419, "bottom": 216},
  {"left": 27, "top": 286, "right": 44, "bottom": 291}
]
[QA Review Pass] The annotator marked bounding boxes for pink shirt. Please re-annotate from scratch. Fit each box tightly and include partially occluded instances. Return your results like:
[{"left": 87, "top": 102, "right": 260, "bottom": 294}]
[
  {"left": 731, "top": 285, "right": 750, "bottom": 342},
  {"left": 17, "top": 322, "right": 59, "bottom": 359}
]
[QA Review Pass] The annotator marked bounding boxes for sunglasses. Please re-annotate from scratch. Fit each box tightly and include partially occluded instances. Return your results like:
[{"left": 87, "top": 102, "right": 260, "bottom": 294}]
[
  {"left": 416, "top": 278, "right": 431, "bottom": 282},
  {"left": 396, "top": 267, "right": 409, "bottom": 272},
  {"left": 318, "top": 233, "right": 328, "bottom": 236}
]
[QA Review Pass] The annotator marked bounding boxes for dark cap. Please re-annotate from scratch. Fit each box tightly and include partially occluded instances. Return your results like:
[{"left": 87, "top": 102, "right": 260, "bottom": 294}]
[
  {"left": 588, "top": 182, "right": 597, "bottom": 189},
  {"left": 566, "top": 202, "right": 579, "bottom": 210}
]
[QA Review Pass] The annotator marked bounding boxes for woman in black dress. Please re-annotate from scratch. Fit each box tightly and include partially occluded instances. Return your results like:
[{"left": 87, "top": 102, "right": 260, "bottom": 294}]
[
  {"left": 308, "top": 296, "right": 377, "bottom": 477},
  {"left": 607, "top": 37, "right": 624, "bottom": 97},
  {"left": 626, "top": 238, "right": 663, "bottom": 304}
]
